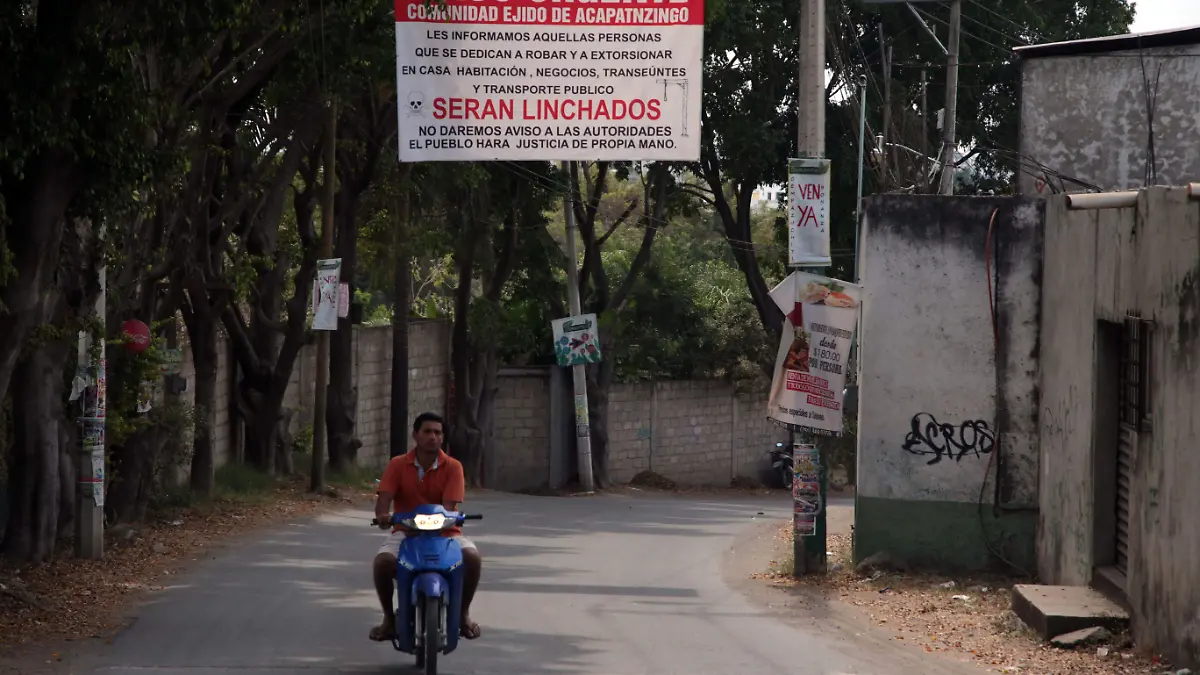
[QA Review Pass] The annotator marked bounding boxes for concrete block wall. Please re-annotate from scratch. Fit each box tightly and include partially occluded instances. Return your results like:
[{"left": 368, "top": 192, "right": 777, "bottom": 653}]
[
  {"left": 489, "top": 371, "right": 552, "bottom": 490},
  {"left": 175, "top": 320, "right": 450, "bottom": 473},
  {"left": 606, "top": 383, "right": 654, "bottom": 483},
  {"left": 651, "top": 381, "right": 736, "bottom": 485},
  {"left": 490, "top": 370, "right": 787, "bottom": 489}
]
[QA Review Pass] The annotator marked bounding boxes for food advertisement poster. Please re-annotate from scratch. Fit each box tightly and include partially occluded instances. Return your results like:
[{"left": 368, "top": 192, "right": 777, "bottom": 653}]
[
  {"left": 767, "top": 271, "right": 861, "bottom": 434},
  {"left": 313, "top": 259, "right": 342, "bottom": 331},
  {"left": 394, "top": 0, "right": 704, "bottom": 162},
  {"left": 552, "top": 314, "right": 603, "bottom": 366},
  {"left": 787, "top": 158, "right": 831, "bottom": 267}
]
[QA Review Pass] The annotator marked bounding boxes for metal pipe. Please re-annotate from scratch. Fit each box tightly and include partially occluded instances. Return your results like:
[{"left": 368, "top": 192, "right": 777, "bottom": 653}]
[{"left": 1065, "top": 191, "right": 1138, "bottom": 210}]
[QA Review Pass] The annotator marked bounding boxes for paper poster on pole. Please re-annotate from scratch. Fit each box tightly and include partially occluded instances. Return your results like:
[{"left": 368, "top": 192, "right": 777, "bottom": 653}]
[
  {"left": 313, "top": 259, "right": 342, "bottom": 330},
  {"left": 767, "top": 271, "right": 861, "bottom": 434},
  {"left": 552, "top": 314, "right": 602, "bottom": 366},
  {"left": 787, "top": 158, "right": 832, "bottom": 266},
  {"left": 394, "top": 0, "right": 705, "bottom": 162},
  {"left": 311, "top": 282, "right": 352, "bottom": 320}
]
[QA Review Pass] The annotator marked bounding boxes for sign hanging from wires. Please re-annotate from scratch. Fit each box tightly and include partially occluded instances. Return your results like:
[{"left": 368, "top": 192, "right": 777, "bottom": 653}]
[{"left": 394, "top": 0, "right": 704, "bottom": 162}]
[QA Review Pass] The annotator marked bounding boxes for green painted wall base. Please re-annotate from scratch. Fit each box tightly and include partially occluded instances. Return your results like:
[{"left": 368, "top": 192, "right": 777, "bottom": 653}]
[{"left": 854, "top": 495, "right": 1038, "bottom": 575}]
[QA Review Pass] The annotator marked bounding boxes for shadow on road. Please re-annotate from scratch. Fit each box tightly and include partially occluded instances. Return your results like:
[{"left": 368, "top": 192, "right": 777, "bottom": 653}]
[{"left": 77, "top": 491, "right": 816, "bottom": 675}]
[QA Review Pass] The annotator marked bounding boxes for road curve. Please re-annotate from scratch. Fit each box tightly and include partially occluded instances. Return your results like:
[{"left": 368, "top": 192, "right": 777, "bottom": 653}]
[{"left": 78, "top": 491, "right": 984, "bottom": 675}]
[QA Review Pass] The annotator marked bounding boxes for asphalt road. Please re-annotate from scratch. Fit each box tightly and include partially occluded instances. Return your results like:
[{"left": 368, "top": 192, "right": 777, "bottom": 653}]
[{"left": 79, "top": 491, "right": 984, "bottom": 675}]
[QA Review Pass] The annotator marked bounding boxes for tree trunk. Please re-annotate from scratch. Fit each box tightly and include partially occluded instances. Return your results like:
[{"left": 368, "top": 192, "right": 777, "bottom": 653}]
[
  {"left": 189, "top": 317, "right": 218, "bottom": 495},
  {"left": 1, "top": 343, "right": 67, "bottom": 563},
  {"left": 328, "top": 193, "right": 361, "bottom": 473},
  {"left": 389, "top": 196, "right": 412, "bottom": 458},
  {"left": 701, "top": 168, "right": 783, "bottom": 338},
  {"left": 106, "top": 427, "right": 164, "bottom": 524},
  {"left": 586, "top": 341, "right": 615, "bottom": 489},
  {"left": 0, "top": 154, "right": 77, "bottom": 406},
  {"left": 240, "top": 384, "right": 285, "bottom": 475},
  {"left": 181, "top": 289, "right": 221, "bottom": 493},
  {"left": 473, "top": 348, "right": 499, "bottom": 487}
]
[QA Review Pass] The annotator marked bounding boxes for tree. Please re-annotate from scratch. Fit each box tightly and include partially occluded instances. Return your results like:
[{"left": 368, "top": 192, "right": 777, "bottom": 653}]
[
  {"left": 447, "top": 163, "right": 557, "bottom": 486},
  {"left": 568, "top": 162, "right": 679, "bottom": 487},
  {"left": 327, "top": 75, "right": 398, "bottom": 473}
]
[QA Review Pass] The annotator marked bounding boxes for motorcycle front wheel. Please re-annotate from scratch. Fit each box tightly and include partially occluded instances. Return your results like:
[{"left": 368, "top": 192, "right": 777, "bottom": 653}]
[{"left": 422, "top": 595, "right": 440, "bottom": 675}]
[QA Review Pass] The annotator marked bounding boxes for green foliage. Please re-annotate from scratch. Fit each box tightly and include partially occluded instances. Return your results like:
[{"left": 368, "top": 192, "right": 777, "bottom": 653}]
[
  {"left": 213, "top": 463, "right": 276, "bottom": 496},
  {"left": 606, "top": 218, "right": 775, "bottom": 386}
]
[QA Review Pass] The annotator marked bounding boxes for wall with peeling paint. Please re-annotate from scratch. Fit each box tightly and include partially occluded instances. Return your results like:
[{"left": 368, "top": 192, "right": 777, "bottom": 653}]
[
  {"left": 1038, "top": 187, "right": 1200, "bottom": 669},
  {"left": 854, "top": 196, "right": 1043, "bottom": 573},
  {"left": 1018, "top": 46, "right": 1200, "bottom": 195}
]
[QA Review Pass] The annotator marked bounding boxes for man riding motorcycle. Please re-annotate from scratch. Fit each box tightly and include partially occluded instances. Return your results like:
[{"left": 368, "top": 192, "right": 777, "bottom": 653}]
[{"left": 369, "top": 412, "right": 483, "bottom": 642}]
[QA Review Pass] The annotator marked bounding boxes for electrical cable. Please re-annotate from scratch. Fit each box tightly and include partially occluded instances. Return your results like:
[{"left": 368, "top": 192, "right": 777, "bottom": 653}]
[{"left": 979, "top": 206, "right": 1033, "bottom": 578}]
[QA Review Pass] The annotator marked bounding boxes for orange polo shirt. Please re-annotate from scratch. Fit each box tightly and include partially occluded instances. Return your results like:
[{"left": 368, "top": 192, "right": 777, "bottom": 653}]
[{"left": 378, "top": 449, "right": 466, "bottom": 535}]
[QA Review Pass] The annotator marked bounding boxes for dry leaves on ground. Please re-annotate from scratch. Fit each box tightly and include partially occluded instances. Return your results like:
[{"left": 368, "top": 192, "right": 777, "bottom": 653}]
[
  {"left": 752, "top": 522, "right": 1178, "bottom": 675},
  {"left": 0, "top": 480, "right": 371, "bottom": 654}
]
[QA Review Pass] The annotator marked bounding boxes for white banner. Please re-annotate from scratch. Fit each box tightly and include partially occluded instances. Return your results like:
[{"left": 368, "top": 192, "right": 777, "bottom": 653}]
[
  {"left": 394, "top": 0, "right": 704, "bottom": 162},
  {"left": 313, "top": 259, "right": 342, "bottom": 331},
  {"left": 767, "top": 271, "right": 861, "bottom": 434},
  {"left": 787, "top": 158, "right": 832, "bottom": 266}
]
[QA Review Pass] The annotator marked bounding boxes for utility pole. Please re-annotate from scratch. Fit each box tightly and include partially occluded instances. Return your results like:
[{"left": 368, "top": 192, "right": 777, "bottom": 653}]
[
  {"left": 879, "top": 25, "right": 892, "bottom": 181},
  {"left": 311, "top": 101, "right": 336, "bottom": 492},
  {"left": 560, "top": 161, "right": 595, "bottom": 493},
  {"left": 75, "top": 228, "right": 106, "bottom": 560},
  {"left": 854, "top": 77, "right": 868, "bottom": 283},
  {"left": 938, "top": 0, "right": 962, "bottom": 195},
  {"left": 794, "top": 0, "right": 827, "bottom": 577},
  {"left": 798, "top": 0, "right": 825, "bottom": 156},
  {"left": 920, "top": 69, "right": 929, "bottom": 191}
]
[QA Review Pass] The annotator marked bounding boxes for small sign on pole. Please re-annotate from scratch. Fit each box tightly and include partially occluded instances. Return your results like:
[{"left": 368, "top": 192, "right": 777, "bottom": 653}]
[
  {"left": 788, "top": 158, "right": 832, "bottom": 267},
  {"left": 551, "top": 314, "right": 603, "bottom": 367},
  {"left": 312, "top": 259, "right": 342, "bottom": 330}
]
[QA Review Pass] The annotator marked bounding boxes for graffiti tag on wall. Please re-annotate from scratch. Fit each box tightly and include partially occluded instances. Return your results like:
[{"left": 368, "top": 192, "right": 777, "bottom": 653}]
[{"left": 901, "top": 412, "right": 995, "bottom": 465}]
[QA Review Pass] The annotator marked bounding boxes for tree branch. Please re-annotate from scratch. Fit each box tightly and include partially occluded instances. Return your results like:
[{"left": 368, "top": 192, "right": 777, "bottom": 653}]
[{"left": 595, "top": 198, "right": 640, "bottom": 247}]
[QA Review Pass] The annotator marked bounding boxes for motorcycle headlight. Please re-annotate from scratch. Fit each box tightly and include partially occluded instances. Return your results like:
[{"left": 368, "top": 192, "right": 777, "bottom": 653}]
[{"left": 412, "top": 513, "right": 447, "bottom": 531}]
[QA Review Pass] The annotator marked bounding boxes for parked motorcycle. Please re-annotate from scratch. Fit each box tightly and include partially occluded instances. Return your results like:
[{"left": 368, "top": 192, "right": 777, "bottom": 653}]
[
  {"left": 371, "top": 505, "right": 483, "bottom": 675},
  {"left": 768, "top": 442, "right": 794, "bottom": 490}
]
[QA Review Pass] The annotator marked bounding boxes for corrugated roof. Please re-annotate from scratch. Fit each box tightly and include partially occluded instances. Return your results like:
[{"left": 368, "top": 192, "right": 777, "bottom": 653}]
[{"left": 1014, "top": 24, "right": 1200, "bottom": 59}]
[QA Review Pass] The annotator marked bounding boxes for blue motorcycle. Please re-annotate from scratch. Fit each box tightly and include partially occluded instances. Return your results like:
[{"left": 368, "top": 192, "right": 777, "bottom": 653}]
[{"left": 371, "top": 505, "right": 482, "bottom": 675}]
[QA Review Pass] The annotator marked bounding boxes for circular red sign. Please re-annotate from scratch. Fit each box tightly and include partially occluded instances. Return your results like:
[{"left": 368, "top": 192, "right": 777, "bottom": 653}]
[{"left": 120, "top": 319, "right": 152, "bottom": 354}]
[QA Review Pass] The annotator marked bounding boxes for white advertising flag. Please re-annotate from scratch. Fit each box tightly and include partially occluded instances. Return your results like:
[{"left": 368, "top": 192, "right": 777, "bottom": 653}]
[
  {"left": 766, "top": 271, "right": 861, "bottom": 434},
  {"left": 787, "top": 158, "right": 832, "bottom": 266},
  {"left": 313, "top": 259, "right": 342, "bottom": 331},
  {"left": 394, "top": 0, "right": 704, "bottom": 162}
]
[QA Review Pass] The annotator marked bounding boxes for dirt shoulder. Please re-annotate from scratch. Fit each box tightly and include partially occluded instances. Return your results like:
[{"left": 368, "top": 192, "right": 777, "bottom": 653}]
[
  {"left": 0, "top": 476, "right": 374, "bottom": 668},
  {"left": 746, "top": 520, "right": 1180, "bottom": 675}
]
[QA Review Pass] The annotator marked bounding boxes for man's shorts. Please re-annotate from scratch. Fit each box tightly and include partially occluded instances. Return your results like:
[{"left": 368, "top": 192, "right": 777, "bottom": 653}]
[{"left": 376, "top": 531, "right": 477, "bottom": 557}]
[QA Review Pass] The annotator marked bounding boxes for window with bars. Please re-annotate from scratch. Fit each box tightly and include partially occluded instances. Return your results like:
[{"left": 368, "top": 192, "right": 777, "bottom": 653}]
[{"left": 1120, "top": 315, "right": 1152, "bottom": 433}]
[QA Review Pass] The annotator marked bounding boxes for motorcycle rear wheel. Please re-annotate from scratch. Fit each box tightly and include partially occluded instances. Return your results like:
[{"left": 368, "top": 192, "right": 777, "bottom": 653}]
[{"left": 422, "top": 595, "right": 440, "bottom": 675}]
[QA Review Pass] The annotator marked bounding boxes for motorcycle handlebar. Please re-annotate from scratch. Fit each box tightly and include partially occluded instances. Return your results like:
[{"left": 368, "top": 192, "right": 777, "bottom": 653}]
[{"left": 369, "top": 513, "right": 483, "bottom": 526}]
